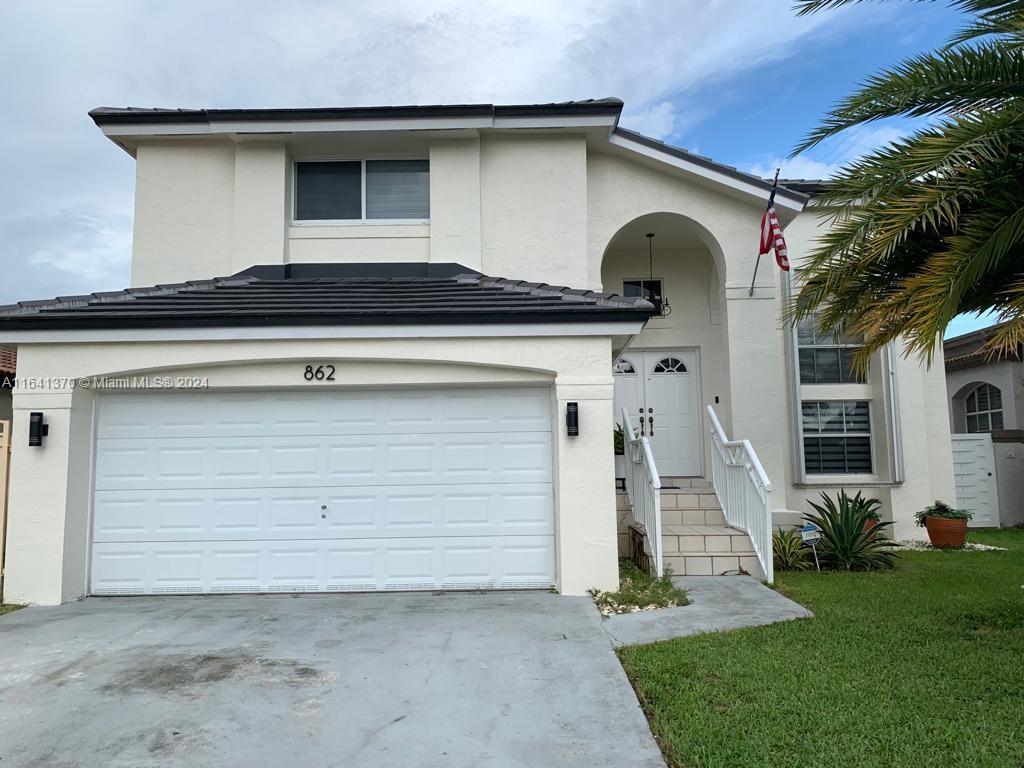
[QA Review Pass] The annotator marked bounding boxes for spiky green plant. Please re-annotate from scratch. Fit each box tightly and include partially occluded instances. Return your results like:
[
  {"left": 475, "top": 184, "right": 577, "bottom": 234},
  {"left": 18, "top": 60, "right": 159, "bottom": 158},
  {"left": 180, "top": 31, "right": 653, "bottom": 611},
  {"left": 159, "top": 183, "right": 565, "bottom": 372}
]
[
  {"left": 804, "top": 491, "right": 898, "bottom": 571},
  {"left": 790, "top": 0, "right": 1024, "bottom": 367},
  {"left": 773, "top": 527, "right": 813, "bottom": 571}
]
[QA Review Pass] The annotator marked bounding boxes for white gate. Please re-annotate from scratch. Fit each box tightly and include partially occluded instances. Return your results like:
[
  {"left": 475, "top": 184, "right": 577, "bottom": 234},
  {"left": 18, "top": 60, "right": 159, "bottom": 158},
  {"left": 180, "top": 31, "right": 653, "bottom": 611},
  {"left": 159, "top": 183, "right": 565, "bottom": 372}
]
[{"left": 951, "top": 434, "right": 1000, "bottom": 528}]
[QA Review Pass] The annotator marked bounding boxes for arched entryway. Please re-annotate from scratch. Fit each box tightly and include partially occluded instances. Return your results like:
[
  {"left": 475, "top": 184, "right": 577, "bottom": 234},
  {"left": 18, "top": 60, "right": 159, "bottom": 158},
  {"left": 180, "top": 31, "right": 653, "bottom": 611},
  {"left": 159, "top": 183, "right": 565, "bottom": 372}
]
[{"left": 602, "top": 212, "right": 729, "bottom": 478}]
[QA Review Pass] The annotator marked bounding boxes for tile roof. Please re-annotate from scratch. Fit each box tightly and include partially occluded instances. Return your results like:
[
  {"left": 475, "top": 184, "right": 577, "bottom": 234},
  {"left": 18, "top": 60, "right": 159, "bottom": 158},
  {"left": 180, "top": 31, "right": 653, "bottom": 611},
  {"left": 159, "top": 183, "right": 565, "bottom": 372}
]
[
  {"left": 0, "top": 263, "right": 655, "bottom": 331},
  {"left": 0, "top": 344, "right": 14, "bottom": 374},
  {"left": 611, "top": 127, "right": 810, "bottom": 202},
  {"left": 89, "top": 99, "right": 625, "bottom": 125}
]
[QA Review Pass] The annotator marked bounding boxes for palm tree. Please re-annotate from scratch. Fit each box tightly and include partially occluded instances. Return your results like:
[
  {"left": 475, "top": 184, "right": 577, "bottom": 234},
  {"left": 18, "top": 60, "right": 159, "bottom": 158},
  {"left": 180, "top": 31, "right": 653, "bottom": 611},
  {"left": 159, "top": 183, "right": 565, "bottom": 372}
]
[{"left": 790, "top": 0, "right": 1024, "bottom": 367}]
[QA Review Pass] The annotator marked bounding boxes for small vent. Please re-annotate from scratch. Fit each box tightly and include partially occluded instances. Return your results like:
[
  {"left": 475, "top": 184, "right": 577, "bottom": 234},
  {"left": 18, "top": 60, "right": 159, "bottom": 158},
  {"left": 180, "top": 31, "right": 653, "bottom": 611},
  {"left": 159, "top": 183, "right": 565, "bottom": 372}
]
[
  {"left": 441, "top": 580, "right": 495, "bottom": 591},
  {"left": 92, "top": 586, "right": 146, "bottom": 596},
  {"left": 385, "top": 581, "right": 437, "bottom": 591},
  {"left": 210, "top": 584, "right": 261, "bottom": 593},
  {"left": 498, "top": 579, "right": 550, "bottom": 589},
  {"left": 152, "top": 585, "right": 202, "bottom": 594},
  {"left": 324, "top": 583, "right": 377, "bottom": 592},
  {"left": 265, "top": 584, "right": 320, "bottom": 593}
]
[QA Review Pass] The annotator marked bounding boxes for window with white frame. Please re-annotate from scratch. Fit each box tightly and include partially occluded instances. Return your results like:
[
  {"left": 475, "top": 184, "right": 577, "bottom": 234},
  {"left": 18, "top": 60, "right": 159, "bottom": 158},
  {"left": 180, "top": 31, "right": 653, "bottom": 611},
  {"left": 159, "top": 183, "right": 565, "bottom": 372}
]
[
  {"left": 801, "top": 400, "right": 872, "bottom": 474},
  {"left": 294, "top": 160, "right": 429, "bottom": 222},
  {"left": 797, "top": 313, "right": 866, "bottom": 384},
  {"left": 964, "top": 383, "right": 1004, "bottom": 433}
]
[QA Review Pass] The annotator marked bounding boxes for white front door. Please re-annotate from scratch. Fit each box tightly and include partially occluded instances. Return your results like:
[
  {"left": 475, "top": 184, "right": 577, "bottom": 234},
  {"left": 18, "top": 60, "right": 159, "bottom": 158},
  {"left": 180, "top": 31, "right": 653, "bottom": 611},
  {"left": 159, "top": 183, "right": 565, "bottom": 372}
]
[
  {"left": 951, "top": 434, "right": 1000, "bottom": 527},
  {"left": 89, "top": 388, "right": 555, "bottom": 595},
  {"left": 613, "top": 350, "right": 701, "bottom": 477}
]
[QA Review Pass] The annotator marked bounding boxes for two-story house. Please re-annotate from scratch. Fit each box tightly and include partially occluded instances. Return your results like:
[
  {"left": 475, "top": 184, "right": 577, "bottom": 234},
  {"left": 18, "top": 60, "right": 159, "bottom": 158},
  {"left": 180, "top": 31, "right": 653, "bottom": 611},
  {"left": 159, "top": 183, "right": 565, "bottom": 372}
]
[{"left": 0, "top": 99, "right": 954, "bottom": 605}]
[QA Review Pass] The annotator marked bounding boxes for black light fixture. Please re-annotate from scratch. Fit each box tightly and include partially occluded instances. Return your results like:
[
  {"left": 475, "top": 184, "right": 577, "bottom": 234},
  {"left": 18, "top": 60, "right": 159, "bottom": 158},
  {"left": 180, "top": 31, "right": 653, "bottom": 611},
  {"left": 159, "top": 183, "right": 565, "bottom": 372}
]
[
  {"left": 28, "top": 412, "right": 48, "bottom": 447},
  {"left": 566, "top": 402, "right": 579, "bottom": 437},
  {"left": 645, "top": 232, "right": 671, "bottom": 317}
]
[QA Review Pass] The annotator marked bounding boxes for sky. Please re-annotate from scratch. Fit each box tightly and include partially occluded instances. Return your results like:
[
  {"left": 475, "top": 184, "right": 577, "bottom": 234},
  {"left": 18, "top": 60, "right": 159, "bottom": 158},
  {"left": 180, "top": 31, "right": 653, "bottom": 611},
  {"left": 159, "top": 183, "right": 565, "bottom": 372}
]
[{"left": 0, "top": 0, "right": 996, "bottom": 338}]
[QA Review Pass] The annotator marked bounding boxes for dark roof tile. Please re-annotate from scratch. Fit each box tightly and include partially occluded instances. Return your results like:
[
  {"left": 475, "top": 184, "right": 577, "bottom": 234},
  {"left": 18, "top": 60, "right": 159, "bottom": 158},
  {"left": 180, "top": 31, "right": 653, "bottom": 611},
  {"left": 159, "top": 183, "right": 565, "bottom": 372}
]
[{"left": 0, "top": 263, "right": 654, "bottom": 331}]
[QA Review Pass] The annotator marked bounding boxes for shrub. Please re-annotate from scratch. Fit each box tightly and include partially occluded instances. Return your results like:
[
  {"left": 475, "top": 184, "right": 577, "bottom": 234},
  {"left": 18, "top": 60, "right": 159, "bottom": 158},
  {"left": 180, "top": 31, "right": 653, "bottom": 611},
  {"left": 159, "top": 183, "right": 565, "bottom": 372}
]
[
  {"left": 915, "top": 499, "right": 972, "bottom": 527},
  {"left": 613, "top": 423, "right": 625, "bottom": 455},
  {"left": 773, "top": 527, "right": 811, "bottom": 571},
  {"left": 804, "top": 490, "right": 898, "bottom": 571}
]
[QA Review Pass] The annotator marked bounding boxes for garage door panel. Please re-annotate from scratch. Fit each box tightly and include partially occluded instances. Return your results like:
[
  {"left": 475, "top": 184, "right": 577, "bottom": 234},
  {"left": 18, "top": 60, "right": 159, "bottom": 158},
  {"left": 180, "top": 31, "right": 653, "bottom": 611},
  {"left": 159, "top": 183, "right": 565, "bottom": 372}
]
[
  {"left": 90, "top": 536, "right": 555, "bottom": 595},
  {"left": 91, "top": 388, "right": 555, "bottom": 595},
  {"left": 95, "top": 433, "right": 552, "bottom": 490},
  {"left": 93, "top": 483, "right": 554, "bottom": 542},
  {"left": 97, "top": 389, "right": 551, "bottom": 439}
]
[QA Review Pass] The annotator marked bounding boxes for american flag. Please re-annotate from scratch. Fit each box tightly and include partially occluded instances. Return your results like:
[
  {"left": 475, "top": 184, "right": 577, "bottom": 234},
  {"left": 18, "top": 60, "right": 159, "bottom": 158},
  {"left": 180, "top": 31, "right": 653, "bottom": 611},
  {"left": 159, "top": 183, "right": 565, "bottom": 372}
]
[{"left": 758, "top": 180, "right": 790, "bottom": 271}]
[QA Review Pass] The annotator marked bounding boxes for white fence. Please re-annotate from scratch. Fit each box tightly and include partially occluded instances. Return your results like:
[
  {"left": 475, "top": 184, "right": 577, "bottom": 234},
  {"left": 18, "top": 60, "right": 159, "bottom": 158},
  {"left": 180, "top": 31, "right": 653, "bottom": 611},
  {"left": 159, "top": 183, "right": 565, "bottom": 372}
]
[
  {"left": 707, "top": 406, "right": 773, "bottom": 583},
  {"left": 621, "top": 407, "right": 663, "bottom": 577}
]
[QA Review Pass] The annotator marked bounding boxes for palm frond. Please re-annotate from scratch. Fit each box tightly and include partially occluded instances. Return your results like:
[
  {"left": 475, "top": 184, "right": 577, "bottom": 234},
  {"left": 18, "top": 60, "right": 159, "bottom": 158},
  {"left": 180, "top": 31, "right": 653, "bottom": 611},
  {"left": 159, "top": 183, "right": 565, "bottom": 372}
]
[{"left": 793, "top": 43, "right": 1024, "bottom": 154}]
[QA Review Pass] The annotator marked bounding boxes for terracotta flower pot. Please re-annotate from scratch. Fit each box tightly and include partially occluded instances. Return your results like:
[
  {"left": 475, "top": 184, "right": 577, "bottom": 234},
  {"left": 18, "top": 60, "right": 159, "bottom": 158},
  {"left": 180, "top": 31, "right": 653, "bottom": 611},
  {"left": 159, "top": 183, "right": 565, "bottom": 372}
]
[
  {"left": 925, "top": 516, "right": 968, "bottom": 549},
  {"left": 863, "top": 518, "right": 879, "bottom": 540}
]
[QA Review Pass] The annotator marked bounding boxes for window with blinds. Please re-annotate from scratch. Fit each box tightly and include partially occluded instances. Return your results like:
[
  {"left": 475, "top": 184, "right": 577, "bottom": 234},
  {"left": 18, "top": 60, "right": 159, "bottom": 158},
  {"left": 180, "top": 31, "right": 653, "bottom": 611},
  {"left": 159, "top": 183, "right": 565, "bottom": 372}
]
[
  {"left": 294, "top": 160, "right": 429, "bottom": 222},
  {"left": 797, "top": 313, "right": 866, "bottom": 384},
  {"left": 801, "top": 400, "right": 872, "bottom": 474}
]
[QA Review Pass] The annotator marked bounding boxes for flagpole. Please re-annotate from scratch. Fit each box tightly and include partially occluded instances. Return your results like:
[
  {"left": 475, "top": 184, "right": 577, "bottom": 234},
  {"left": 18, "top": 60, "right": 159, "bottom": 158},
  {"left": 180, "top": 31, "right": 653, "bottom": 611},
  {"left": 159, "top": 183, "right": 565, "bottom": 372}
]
[{"left": 749, "top": 168, "right": 780, "bottom": 297}]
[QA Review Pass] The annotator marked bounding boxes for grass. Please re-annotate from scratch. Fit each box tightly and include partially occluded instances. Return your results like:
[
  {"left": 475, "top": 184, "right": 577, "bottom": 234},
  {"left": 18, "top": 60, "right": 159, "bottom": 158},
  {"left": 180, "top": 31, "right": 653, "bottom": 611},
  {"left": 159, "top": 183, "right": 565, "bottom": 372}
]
[
  {"left": 0, "top": 603, "right": 24, "bottom": 616},
  {"left": 618, "top": 528, "right": 1024, "bottom": 768},
  {"left": 591, "top": 559, "right": 690, "bottom": 616}
]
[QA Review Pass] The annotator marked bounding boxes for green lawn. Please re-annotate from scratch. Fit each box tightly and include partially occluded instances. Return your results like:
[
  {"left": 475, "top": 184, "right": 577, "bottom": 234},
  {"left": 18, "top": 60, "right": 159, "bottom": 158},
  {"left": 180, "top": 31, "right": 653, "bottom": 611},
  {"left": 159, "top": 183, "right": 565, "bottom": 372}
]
[
  {"left": 618, "top": 528, "right": 1024, "bottom": 768},
  {"left": 0, "top": 603, "right": 24, "bottom": 616}
]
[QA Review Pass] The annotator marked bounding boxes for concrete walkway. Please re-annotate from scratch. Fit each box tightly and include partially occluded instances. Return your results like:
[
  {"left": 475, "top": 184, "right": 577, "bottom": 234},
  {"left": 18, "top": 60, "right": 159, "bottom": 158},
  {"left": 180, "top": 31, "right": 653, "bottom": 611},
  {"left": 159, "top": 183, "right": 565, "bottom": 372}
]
[{"left": 601, "top": 576, "right": 812, "bottom": 647}]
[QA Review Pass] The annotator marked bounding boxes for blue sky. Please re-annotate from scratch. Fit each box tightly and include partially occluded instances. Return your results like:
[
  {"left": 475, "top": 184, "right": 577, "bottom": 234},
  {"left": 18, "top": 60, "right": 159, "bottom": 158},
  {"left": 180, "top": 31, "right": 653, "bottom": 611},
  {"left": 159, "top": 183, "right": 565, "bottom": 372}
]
[
  {"left": 638, "top": 0, "right": 992, "bottom": 339},
  {"left": 0, "top": 0, "right": 1002, "bottom": 338}
]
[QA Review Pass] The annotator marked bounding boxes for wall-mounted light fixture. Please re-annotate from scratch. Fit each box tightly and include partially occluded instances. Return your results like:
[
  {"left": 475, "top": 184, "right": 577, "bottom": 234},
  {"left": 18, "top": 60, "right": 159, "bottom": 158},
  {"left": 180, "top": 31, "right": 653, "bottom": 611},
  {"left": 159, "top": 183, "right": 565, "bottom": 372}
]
[
  {"left": 566, "top": 402, "right": 579, "bottom": 437},
  {"left": 28, "top": 412, "right": 48, "bottom": 447}
]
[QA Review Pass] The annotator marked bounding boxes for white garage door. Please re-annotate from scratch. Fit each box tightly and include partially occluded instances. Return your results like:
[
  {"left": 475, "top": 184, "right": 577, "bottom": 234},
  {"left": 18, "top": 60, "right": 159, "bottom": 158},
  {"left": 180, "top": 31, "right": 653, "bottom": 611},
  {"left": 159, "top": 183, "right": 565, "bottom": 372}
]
[{"left": 90, "top": 388, "right": 555, "bottom": 595}]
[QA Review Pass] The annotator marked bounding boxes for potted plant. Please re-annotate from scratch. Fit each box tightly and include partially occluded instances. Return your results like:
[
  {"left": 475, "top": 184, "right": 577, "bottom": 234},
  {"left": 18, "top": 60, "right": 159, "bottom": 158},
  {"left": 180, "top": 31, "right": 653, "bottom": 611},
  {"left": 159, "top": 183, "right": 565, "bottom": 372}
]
[
  {"left": 613, "top": 423, "right": 625, "bottom": 480},
  {"left": 915, "top": 500, "right": 972, "bottom": 548},
  {"left": 863, "top": 500, "right": 882, "bottom": 536}
]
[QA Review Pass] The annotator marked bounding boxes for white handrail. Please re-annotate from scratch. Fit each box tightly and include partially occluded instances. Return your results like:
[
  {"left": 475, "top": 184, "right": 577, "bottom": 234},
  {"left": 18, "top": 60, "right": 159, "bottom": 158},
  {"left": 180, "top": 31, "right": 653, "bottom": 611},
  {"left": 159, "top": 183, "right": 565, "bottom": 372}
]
[
  {"left": 706, "top": 405, "right": 774, "bottom": 583},
  {"left": 620, "top": 407, "right": 663, "bottom": 576}
]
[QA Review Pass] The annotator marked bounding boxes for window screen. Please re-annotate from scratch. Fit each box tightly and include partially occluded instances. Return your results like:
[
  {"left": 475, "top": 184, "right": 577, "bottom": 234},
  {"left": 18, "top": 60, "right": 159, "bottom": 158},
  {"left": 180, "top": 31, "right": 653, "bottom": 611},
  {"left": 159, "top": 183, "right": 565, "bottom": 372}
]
[
  {"left": 295, "top": 161, "right": 361, "bottom": 220},
  {"left": 366, "top": 160, "right": 430, "bottom": 219}
]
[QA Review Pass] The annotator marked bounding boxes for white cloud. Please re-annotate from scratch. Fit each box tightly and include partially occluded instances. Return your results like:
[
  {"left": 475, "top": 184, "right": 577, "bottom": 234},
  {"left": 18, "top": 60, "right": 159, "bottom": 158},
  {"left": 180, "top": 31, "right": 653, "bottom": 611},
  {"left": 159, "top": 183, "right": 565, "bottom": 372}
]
[{"left": 0, "top": 0, "right": 877, "bottom": 299}]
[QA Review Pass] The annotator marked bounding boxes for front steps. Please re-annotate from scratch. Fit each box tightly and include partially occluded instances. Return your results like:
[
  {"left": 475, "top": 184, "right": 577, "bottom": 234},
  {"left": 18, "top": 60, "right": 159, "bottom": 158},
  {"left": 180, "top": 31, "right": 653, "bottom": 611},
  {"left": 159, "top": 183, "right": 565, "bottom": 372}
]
[{"left": 617, "top": 477, "right": 766, "bottom": 580}]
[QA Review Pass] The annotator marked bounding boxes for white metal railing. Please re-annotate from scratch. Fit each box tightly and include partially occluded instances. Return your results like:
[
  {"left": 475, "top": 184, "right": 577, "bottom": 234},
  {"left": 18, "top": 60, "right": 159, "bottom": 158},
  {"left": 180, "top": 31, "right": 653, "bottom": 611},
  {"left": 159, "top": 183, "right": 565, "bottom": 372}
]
[
  {"left": 706, "top": 406, "right": 774, "bottom": 583},
  {"left": 621, "top": 407, "right": 663, "bottom": 576}
]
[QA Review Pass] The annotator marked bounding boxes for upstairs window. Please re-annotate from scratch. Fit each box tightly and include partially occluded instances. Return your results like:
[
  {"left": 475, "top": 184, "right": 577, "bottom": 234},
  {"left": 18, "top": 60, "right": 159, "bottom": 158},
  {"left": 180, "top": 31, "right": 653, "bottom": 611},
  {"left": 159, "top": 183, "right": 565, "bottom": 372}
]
[
  {"left": 965, "top": 383, "right": 1004, "bottom": 433},
  {"left": 797, "top": 313, "right": 866, "bottom": 384},
  {"left": 294, "top": 160, "right": 429, "bottom": 222}
]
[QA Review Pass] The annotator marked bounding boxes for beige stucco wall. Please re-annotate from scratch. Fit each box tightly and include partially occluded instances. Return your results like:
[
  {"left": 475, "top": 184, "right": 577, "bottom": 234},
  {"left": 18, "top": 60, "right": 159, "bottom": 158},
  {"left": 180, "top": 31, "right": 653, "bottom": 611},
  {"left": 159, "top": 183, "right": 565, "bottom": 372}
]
[
  {"left": 3, "top": 335, "right": 619, "bottom": 605},
  {"left": 479, "top": 134, "right": 589, "bottom": 286},
  {"left": 133, "top": 142, "right": 236, "bottom": 286}
]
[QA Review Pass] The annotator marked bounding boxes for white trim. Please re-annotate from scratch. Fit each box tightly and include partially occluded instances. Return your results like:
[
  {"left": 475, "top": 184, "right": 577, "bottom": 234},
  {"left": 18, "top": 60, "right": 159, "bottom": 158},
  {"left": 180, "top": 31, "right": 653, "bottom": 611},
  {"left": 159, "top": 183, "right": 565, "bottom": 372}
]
[
  {"left": 0, "top": 321, "right": 648, "bottom": 345},
  {"left": 608, "top": 132, "right": 806, "bottom": 214},
  {"left": 98, "top": 114, "right": 618, "bottom": 139}
]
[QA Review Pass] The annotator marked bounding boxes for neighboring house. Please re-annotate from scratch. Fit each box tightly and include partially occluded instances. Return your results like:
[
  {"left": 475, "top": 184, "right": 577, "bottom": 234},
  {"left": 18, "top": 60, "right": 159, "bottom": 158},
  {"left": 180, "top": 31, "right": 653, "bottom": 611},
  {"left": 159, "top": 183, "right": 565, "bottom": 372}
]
[
  {"left": 0, "top": 99, "right": 954, "bottom": 605},
  {"left": 944, "top": 325, "right": 1024, "bottom": 527}
]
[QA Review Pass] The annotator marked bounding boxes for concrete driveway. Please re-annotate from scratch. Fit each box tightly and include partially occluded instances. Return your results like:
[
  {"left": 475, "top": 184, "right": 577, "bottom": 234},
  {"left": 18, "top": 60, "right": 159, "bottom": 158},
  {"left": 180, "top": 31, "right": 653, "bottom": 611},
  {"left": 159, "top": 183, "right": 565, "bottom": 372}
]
[{"left": 0, "top": 592, "right": 664, "bottom": 767}]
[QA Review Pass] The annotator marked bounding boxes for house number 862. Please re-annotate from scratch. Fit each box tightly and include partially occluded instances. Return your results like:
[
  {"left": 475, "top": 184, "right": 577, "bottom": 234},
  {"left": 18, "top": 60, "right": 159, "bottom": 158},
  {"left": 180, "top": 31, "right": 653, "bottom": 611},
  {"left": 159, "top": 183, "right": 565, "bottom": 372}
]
[{"left": 303, "top": 365, "right": 336, "bottom": 381}]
